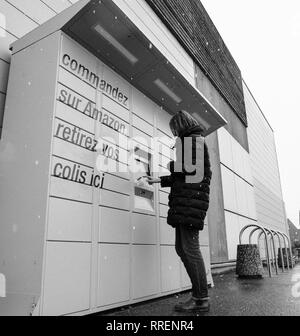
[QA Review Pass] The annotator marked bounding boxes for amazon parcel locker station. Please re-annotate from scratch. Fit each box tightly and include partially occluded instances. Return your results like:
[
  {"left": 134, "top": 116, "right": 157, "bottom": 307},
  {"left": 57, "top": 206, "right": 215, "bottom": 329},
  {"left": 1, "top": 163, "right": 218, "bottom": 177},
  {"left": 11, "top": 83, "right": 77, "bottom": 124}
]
[{"left": 0, "top": 0, "right": 226, "bottom": 316}]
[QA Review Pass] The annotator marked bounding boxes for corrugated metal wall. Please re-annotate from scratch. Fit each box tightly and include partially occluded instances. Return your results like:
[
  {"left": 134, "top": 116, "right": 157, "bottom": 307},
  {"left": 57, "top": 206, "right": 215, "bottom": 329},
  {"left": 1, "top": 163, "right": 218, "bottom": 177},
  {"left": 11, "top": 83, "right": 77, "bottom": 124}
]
[
  {"left": 0, "top": 0, "right": 80, "bottom": 137},
  {"left": 243, "top": 81, "right": 287, "bottom": 234}
]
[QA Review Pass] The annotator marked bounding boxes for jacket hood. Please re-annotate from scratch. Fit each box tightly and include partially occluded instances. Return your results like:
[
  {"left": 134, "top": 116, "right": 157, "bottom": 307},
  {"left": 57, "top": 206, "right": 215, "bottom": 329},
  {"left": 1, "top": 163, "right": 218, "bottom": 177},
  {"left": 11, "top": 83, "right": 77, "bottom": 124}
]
[{"left": 179, "top": 125, "right": 204, "bottom": 139}]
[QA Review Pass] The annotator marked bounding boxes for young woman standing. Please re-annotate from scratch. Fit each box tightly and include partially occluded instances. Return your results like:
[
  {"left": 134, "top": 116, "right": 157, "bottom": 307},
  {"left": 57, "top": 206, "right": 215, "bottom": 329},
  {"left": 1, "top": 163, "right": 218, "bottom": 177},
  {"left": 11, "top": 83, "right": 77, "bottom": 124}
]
[{"left": 148, "top": 110, "right": 212, "bottom": 313}]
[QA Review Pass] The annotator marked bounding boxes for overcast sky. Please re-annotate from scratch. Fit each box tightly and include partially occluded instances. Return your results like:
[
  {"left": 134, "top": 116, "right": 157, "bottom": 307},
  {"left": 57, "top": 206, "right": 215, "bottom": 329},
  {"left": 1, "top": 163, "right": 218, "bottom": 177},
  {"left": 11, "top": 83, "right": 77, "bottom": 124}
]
[{"left": 201, "top": 0, "right": 300, "bottom": 227}]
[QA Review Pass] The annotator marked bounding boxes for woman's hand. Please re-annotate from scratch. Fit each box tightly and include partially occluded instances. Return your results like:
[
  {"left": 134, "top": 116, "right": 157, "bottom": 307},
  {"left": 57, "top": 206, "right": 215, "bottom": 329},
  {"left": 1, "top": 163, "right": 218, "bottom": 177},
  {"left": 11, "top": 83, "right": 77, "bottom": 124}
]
[{"left": 147, "top": 177, "right": 161, "bottom": 185}]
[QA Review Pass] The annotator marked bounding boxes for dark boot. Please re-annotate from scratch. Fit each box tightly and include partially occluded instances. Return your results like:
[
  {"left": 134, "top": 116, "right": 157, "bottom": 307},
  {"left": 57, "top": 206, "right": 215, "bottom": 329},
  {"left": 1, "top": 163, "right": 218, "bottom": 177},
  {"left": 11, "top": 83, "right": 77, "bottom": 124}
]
[{"left": 174, "top": 297, "right": 210, "bottom": 313}]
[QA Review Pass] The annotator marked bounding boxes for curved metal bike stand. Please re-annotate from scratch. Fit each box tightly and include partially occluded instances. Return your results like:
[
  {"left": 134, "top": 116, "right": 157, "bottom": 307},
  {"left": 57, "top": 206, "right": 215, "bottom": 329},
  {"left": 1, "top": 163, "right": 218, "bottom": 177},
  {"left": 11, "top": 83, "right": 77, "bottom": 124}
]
[
  {"left": 256, "top": 229, "right": 279, "bottom": 275},
  {"left": 282, "top": 232, "right": 293, "bottom": 269},
  {"left": 271, "top": 230, "right": 285, "bottom": 273},
  {"left": 249, "top": 227, "right": 272, "bottom": 266},
  {"left": 249, "top": 227, "right": 278, "bottom": 275},
  {"left": 239, "top": 224, "right": 272, "bottom": 278},
  {"left": 277, "top": 231, "right": 290, "bottom": 271}
]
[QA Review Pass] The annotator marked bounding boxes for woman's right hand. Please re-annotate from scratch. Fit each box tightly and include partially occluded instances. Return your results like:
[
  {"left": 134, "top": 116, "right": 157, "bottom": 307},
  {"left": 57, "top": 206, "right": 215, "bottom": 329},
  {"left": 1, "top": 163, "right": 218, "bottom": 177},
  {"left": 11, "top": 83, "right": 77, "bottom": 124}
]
[{"left": 147, "top": 177, "right": 161, "bottom": 185}]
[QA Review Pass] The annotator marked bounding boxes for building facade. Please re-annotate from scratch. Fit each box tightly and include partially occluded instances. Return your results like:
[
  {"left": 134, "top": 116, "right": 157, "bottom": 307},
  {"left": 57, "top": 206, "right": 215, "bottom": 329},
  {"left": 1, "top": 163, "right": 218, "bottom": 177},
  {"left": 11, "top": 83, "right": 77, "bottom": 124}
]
[{"left": 0, "top": 0, "right": 288, "bottom": 316}]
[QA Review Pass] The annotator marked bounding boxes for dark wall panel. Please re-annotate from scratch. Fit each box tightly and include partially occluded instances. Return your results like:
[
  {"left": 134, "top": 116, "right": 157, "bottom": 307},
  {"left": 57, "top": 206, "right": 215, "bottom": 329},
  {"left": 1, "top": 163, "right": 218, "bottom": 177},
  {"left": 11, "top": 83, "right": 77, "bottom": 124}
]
[
  {"left": 196, "top": 65, "right": 249, "bottom": 152},
  {"left": 206, "top": 131, "right": 228, "bottom": 264},
  {"left": 145, "top": 0, "right": 247, "bottom": 126}
]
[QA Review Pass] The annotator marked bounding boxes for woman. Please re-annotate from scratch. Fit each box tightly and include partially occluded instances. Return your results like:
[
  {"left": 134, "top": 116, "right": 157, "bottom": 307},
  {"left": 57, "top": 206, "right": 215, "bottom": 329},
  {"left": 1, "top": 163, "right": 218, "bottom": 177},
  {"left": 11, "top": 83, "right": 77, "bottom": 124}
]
[{"left": 148, "top": 110, "right": 212, "bottom": 313}]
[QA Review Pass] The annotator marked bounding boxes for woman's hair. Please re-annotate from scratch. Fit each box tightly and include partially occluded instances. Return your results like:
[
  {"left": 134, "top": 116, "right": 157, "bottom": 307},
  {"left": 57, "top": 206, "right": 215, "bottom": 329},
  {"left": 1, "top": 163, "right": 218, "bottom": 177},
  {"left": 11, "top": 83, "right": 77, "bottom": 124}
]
[{"left": 169, "top": 110, "right": 203, "bottom": 137}]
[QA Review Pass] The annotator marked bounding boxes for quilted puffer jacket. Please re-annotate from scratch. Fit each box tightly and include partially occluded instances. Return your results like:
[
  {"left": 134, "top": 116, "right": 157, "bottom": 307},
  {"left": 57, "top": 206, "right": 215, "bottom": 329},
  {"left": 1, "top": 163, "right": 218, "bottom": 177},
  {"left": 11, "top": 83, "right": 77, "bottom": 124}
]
[{"left": 160, "top": 125, "right": 212, "bottom": 231}]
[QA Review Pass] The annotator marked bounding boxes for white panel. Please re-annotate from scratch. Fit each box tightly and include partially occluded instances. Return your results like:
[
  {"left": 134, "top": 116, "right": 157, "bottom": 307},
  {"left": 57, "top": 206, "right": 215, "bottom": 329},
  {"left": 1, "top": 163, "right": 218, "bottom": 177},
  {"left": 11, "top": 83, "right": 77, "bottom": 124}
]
[
  {"left": 51, "top": 154, "right": 94, "bottom": 179},
  {"left": 98, "top": 244, "right": 130, "bottom": 307},
  {"left": 160, "top": 154, "right": 171, "bottom": 169},
  {"left": 55, "top": 99, "right": 95, "bottom": 134},
  {"left": 58, "top": 67, "right": 96, "bottom": 102},
  {"left": 102, "top": 66, "right": 130, "bottom": 109},
  {"left": 47, "top": 198, "right": 92, "bottom": 242},
  {"left": 7, "top": 0, "right": 55, "bottom": 24},
  {"left": 95, "top": 88, "right": 130, "bottom": 138},
  {"left": 245, "top": 183, "right": 257, "bottom": 220},
  {"left": 0, "top": 33, "right": 60, "bottom": 316},
  {"left": 43, "top": 242, "right": 91, "bottom": 316},
  {"left": 235, "top": 176, "right": 248, "bottom": 218},
  {"left": 56, "top": 82, "right": 88, "bottom": 110},
  {"left": 102, "top": 94, "right": 130, "bottom": 123},
  {"left": 99, "top": 208, "right": 131, "bottom": 244},
  {"left": 130, "top": 139, "right": 151, "bottom": 156},
  {"left": 221, "top": 166, "right": 237, "bottom": 213},
  {"left": 44, "top": 0, "right": 70, "bottom": 13},
  {"left": 157, "top": 130, "right": 173, "bottom": 147},
  {"left": 160, "top": 218, "right": 174, "bottom": 246},
  {"left": 156, "top": 109, "right": 173, "bottom": 138},
  {"left": 99, "top": 190, "right": 130, "bottom": 211},
  {"left": 160, "top": 204, "right": 169, "bottom": 218},
  {"left": 159, "top": 185, "right": 171, "bottom": 194},
  {"left": 158, "top": 165, "right": 171, "bottom": 175},
  {"left": 97, "top": 157, "right": 130, "bottom": 181},
  {"left": 243, "top": 152, "right": 253, "bottom": 185},
  {"left": 132, "top": 245, "right": 158, "bottom": 299},
  {"left": 50, "top": 176, "right": 93, "bottom": 204},
  {"left": 217, "top": 127, "right": 233, "bottom": 169},
  {"left": 98, "top": 122, "right": 129, "bottom": 150},
  {"left": 132, "top": 87, "right": 155, "bottom": 124},
  {"left": 133, "top": 114, "right": 154, "bottom": 136},
  {"left": 243, "top": 82, "right": 287, "bottom": 234},
  {"left": 132, "top": 127, "right": 152, "bottom": 149},
  {"left": 52, "top": 135, "right": 95, "bottom": 169},
  {"left": 159, "top": 191, "right": 169, "bottom": 205},
  {"left": 97, "top": 139, "right": 128, "bottom": 165},
  {"left": 232, "top": 139, "right": 245, "bottom": 179},
  {"left": 132, "top": 213, "right": 156, "bottom": 245},
  {"left": 0, "top": 0, "right": 37, "bottom": 38},
  {"left": 159, "top": 142, "right": 175, "bottom": 160},
  {"left": 102, "top": 173, "right": 131, "bottom": 195},
  {"left": 238, "top": 216, "right": 253, "bottom": 241},
  {"left": 53, "top": 116, "right": 95, "bottom": 147},
  {"left": 60, "top": 35, "right": 100, "bottom": 85},
  {"left": 160, "top": 246, "right": 181, "bottom": 293},
  {"left": 224, "top": 212, "right": 240, "bottom": 261}
]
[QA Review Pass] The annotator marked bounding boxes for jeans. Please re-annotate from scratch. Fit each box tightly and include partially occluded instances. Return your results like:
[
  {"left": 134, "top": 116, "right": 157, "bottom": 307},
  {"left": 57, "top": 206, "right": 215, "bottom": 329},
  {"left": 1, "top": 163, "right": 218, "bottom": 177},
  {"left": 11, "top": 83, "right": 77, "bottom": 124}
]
[{"left": 175, "top": 224, "right": 208, "bottom": 299}]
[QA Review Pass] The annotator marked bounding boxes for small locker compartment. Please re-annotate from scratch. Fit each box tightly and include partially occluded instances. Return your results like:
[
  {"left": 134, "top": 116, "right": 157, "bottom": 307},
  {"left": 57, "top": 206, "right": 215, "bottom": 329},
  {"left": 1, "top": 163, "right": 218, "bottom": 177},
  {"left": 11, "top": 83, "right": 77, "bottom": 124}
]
[{"left": 133, "top": 145, "right": 155, "bottom": 213}]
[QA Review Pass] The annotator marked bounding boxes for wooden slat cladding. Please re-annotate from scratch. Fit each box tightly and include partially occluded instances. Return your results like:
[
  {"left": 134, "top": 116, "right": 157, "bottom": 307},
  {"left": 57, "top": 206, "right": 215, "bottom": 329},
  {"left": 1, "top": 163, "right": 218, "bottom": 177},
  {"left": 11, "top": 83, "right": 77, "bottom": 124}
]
[{"left": 145, "top": 0, "right": 247, "bottom": 126}]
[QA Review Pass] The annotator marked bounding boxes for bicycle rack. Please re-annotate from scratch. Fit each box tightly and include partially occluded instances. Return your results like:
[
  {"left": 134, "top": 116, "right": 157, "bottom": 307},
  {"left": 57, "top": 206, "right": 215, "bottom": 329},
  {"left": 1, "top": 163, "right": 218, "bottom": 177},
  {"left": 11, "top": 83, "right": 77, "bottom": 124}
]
[
  {"left": 239, "top": 224, "right": 272, "bottom": 278},
  {"left": 277, "top": 231, "right": 290, "bottom": 270},
  {"left": 256, "top": 229, "right": 279, "bottom": 275},
  {"left": 249, "top": 228, "right": 273, "bottom": 268},
  {"left": 271, "top": 230, "right": 285, "bottom": 273},
  {"left": 283, "top": 232, "right": 294, "bottom": 269},
  {"left": 279, "top": 231, "right": 293, "bottom": 269}
]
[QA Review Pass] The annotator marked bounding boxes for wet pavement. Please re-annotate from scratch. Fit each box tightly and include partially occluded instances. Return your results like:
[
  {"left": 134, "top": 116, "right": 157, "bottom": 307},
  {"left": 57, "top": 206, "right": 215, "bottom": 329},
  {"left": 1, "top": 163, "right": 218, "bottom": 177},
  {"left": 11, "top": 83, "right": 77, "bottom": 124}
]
[{"left": 99, "top": 264, "right": 300, "bottom": 316}]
